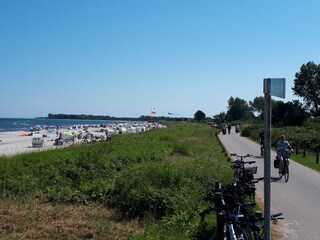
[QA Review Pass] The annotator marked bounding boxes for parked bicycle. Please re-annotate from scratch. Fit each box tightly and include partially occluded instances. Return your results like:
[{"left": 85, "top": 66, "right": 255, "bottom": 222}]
[
  {"left": 199, "top": 152, "right": 284, "bottom": 239},
  {"left": 201, "top": 179, "right": 283, "bottom": 239},
  {"left": 200, "top": 153, "right": 285, "bottom": 239},
  {"left": 230, "top": 153, "right": 257, "bottom": 202},
  {"left": 231, "top": 154, "right": 256, "bottom": 181}
]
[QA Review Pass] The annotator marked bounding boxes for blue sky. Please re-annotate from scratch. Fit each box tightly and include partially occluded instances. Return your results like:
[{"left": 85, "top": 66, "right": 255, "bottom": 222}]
[{"left": 1, "top": 0, "right": 319, "bottom": 118}]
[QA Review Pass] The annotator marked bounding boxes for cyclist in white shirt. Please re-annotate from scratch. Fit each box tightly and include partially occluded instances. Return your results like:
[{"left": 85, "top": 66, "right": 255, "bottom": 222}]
[{"left": 276, "top": 135, "right": 292, "bottom": 171}]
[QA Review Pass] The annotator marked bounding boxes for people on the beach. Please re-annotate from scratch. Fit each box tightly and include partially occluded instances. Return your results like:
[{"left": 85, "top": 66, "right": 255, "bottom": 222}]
[{"left": 0, "top": 121, "right": 165, "bottom": 156}]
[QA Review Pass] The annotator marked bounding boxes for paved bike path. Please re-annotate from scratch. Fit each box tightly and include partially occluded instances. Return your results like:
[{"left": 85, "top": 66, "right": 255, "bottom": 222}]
[{"left": 218, "top": 130, "right": 320, "bottom": 240}]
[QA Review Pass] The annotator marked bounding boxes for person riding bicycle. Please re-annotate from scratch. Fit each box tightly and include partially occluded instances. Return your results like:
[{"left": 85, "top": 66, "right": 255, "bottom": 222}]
[
  {"left": 235, "top": 124, "right": 240, "bottom": 134},
  {"left": 259, "top": 128, "right": 264, "bottom": 156},
  {"left": 276, "top": 135, "right": 292, "bottom": 172}
]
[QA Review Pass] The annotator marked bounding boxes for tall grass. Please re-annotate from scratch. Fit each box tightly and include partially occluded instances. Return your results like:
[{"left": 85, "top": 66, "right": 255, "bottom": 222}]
[{"left": 0, "top": 122, "right": 232, "bottom": 239}]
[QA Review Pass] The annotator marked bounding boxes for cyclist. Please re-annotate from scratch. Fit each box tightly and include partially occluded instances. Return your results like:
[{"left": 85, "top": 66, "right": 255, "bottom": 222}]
[
  {"left": 259, "top": 128, "right": 264, "bottom": 156},
  {"left": 235, "top": 124, "right": 240, "bottom": 134},
  {"left": 276, "top": 135, "right": 292, "bottom": 172}
]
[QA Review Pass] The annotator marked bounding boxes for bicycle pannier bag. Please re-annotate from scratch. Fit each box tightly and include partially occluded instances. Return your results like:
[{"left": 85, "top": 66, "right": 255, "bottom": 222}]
[{"left": 274, "top": 159, "right": 279, "bottom": 168}]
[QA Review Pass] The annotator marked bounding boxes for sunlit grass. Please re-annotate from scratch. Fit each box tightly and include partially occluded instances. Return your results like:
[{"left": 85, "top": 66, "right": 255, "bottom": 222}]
[
  {"left": 0, "top": 121, "right": 232, "bottom": 239},
  {"left": 291, "top": 152, "right": 320, "bottom": 172}
]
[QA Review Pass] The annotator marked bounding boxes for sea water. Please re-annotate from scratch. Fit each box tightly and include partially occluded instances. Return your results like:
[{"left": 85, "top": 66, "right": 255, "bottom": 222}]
[{"left": 0, "top": 118, "right": 127, "bottom": 132}]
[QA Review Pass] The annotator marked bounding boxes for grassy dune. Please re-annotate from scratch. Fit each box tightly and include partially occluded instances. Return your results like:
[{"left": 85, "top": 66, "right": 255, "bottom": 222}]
[{"left": 0, "top": 122, "right": 232, "bottom": 239}]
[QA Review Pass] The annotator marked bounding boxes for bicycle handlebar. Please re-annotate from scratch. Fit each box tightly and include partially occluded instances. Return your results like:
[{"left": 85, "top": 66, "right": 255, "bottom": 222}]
[
  {"left": 231, "top": 153, "right": 253, "bottom": 158},
  {"left": 271, "top": 212, "right": 283, "bottom": 219},
  {"left": 251, "top": 177, "right": 264, "bottom": 183},
  {"left": 271, "top": 212, "right": 284, "bottom": 223},
  {"left": 246, "top": 161, "right": 256, "bottom": 164},
  {"left": 231, "top": 160, "right": 256, "bottom": 165}
]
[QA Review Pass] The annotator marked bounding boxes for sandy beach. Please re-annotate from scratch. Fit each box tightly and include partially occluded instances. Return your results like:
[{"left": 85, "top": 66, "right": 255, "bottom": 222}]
[
  {"left": 0, "top": 122, "right": 164, "bottom": 157},
  {"left": 0, "top": 127, "right": 106, "bottom": 157},
  {"left": 0, "top": 130, "right": 66, "bottom": 157}
]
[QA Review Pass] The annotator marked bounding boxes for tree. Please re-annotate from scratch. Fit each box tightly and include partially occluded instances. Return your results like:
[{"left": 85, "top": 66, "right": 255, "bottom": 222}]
[
  {"left": 226, "top": 97, "right": 253, "bottom": 121},
  {"left": 213, "top": 112, "right": 227, "bottom": 123},
  {"left": 282, "top": 100, "right": 310, "bottom": 126},
  {"left": 303, "top": 116, "right": 320, "bottom": 131},
  {"left": 272, "top": 100, "right": 309, "bottom": 127},
  {"left": 194, "top": 110, "right": 206, "bottom": 122},
  {"left": 292, "top": 61, "right": 320, "bottom": 117},
  {"left": 272, "top": 100, "right": 287, "bottom": 126},
  {"left": 249, "top": 96, "right": 264, "bottom": 119}
]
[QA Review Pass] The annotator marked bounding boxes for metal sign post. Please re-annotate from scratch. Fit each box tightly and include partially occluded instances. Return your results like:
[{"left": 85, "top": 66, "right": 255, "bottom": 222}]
[
  {"left": 263, "top": 78, "right": 285, "bottom": 240},
  {"left": 263, "top": 79, "right": 272, "bottom": 240}
]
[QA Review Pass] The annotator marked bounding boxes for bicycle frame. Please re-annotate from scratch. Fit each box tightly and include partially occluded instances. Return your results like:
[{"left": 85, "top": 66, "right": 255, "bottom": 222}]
[
  {"left": 277, "top": 149, "right": 290, "bottom": 182},
  {"left": 199, "top": 152, "right": 284, "bottom": 239}
]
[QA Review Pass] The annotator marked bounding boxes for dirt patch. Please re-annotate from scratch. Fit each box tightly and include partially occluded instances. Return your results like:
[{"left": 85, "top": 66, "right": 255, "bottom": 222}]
[
  {"left": 255, "top": 194, "right": 285, "bottom": 240},
  {"left": 0, "top": 197, "right": 144, "bottom": 239}
]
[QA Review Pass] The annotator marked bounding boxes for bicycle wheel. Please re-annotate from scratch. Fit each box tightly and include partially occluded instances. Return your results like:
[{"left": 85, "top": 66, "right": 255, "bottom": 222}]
[
  {"left": 225, "top": 223, "right": 236, "bottom": 240},
  {"left": 242, "top": 226, "right": 255, "bottom": 240},
  {"left": 284, "top": 161, "right": 289, "bottom": 182},
  {"left": 278, "top": 166, "right": 283, "bottom": 179}
]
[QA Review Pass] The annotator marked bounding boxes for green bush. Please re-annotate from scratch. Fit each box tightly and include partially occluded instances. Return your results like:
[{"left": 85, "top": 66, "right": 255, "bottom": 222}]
[{"left": 109, "top": 161, "right": 204, "bottom": 219}]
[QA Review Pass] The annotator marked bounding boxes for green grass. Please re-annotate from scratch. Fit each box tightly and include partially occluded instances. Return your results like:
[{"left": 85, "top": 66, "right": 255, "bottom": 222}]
[
  {"left": 290, "top": 152, "right": 320, "bottom": 172},
  {"left": 0, "top": 121, "right": 232, "bottom": 239}
]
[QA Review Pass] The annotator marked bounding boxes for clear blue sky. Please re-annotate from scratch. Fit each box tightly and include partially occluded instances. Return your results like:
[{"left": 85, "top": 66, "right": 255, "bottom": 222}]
[{"left": 1, "top": 0, "right": 319, "bottom": 118}]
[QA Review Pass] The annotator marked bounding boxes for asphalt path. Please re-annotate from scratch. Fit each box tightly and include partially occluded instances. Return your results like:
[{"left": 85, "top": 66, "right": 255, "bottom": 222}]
[{"left": 218, "top": 129, "right": 320, "bottom": 240}]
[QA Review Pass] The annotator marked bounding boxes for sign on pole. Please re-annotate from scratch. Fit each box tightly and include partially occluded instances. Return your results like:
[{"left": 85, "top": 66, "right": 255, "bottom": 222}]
[
  {"left": 264, "top": 78, "right": 286, "bottom": 98},
  {"left": 263, "top": 78, "right": 285, "bottom": 240}
]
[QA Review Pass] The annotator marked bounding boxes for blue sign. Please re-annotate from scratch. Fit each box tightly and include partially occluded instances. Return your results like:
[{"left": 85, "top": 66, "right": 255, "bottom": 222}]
[{"left": 264, "top": 78, "right": 285, "bottom": 98}]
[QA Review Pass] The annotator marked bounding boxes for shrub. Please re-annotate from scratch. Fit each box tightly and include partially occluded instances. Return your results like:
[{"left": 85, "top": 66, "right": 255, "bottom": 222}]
[{"left": 109, "top": 161, "right": 204, "bottom": 220}]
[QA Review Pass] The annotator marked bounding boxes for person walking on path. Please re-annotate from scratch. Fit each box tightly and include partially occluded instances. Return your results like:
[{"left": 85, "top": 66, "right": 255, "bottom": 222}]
[
  {"left": 227, "top": 124, "right": 231, "bottom": 134},
  {"left": 259, "top": 128, "right": 264, "bottom": 156}
]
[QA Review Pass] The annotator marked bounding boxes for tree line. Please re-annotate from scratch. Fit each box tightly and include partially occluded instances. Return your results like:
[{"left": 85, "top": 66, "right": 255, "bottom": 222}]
[
  {"left": 208, "top": 61, "right": 320, "bottom": 127},
  {"left": 204, "top": 60, "right": 320, "bottom": 163},
  {"left": 46, "top": 113, "right": 190, "bottom": 122}
]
